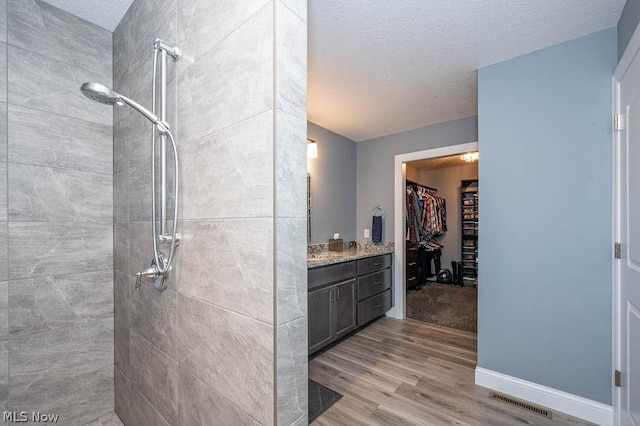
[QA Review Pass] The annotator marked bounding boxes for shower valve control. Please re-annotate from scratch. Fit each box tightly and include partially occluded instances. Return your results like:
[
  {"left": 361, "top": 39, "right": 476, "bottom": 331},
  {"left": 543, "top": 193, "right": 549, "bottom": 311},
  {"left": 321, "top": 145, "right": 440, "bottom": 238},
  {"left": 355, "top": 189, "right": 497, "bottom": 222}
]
[{"left": 135, "top": 265, "right": 160, "bottom": 290}]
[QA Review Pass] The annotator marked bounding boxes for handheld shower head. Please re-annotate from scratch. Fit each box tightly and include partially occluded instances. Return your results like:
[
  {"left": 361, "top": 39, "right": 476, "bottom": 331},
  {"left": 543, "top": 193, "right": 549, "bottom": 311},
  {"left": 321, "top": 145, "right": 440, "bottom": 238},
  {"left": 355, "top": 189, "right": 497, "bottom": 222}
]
[
  {"left": 81, "top": 82, "right": 122, "bottom": 105},
  {"left": 80, "top": 82, "right": 165, "bottom": 129}
]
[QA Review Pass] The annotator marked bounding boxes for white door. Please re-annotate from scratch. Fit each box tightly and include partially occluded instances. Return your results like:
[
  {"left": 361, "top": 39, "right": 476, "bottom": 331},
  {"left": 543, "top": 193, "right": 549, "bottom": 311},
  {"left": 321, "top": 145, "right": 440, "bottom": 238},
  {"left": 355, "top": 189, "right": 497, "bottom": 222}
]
[{"left": 616, "top": 48, "right": 640, "bottom": 425}]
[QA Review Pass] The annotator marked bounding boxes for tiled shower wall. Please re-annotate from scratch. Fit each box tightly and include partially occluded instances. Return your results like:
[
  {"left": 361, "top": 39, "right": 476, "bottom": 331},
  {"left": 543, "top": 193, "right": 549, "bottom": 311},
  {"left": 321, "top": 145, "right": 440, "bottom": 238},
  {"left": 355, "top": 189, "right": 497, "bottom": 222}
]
[
  {"left": 0, "top": 0, "right": 115, "bottom": 424},
  {"left": 113, "top": 0, "right": 307, "bottom": 425}
]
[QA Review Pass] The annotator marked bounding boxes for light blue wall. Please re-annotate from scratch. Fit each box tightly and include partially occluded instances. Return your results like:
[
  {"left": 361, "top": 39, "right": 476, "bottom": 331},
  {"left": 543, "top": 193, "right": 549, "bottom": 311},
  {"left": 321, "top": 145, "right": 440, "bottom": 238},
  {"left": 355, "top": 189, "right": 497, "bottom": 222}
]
[
  {"left": 478, "top": 28, "right": 616, "bottom": 404},
  {"left": 618, "top": 0, "right": 640, "bottom": 60},
  {"left": 356, "top": 117, "right": 478, "bottom": 242},
  {"left": 307, "top": 122, "right": 357, "bottom": 242}
]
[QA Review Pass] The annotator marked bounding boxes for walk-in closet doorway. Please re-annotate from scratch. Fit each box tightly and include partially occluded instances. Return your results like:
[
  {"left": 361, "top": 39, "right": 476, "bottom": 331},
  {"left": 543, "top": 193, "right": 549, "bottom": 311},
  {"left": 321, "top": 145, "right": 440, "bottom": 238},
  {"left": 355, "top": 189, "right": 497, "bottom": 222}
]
[{"left": 389, "top": 142, "right": 479, "bottom": 321}]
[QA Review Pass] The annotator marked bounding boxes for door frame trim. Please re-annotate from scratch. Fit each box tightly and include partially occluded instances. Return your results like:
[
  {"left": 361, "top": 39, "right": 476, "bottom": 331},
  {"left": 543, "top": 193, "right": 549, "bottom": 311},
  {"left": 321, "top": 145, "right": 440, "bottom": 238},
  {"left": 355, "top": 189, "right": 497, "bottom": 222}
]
[
  {"left": 388, "top": 141, "right": 478, "bottom": 319},
  {"left": 611, "top": 21, "right": 640, "bottom": 426}
]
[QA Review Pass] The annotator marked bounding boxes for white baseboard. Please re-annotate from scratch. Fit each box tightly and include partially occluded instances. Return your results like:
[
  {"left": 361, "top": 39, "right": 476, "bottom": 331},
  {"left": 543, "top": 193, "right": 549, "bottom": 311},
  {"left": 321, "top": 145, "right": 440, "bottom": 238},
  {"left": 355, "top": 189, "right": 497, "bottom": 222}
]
[{"left": 475, "top": 367, "right": 613, "bottom": 426}]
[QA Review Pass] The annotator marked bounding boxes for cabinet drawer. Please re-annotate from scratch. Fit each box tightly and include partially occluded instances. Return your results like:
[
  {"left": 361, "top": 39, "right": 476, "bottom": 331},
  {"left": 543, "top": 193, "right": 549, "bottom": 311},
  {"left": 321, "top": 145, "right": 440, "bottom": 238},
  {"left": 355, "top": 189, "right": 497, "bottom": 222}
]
[
  {"left": 406, "top": 245, "right": 419, "bottom": 263},
  {"left": 357, "top": 289, "right": 392, "bottom": 326},
  {"left": 357, "top": 254, "right": 392, "bottom": 275},
  {"left": 357, "top": 269, "right": 392, "bottom": 301},
  {"left": 406, "top": 275, "right": 419, "bottom": 288},
  {"left": 406, "top": 263, "right": 419, "bottom": 277},
  {"left": 308, "top": 261, "right": 356, "bottom": 291}
]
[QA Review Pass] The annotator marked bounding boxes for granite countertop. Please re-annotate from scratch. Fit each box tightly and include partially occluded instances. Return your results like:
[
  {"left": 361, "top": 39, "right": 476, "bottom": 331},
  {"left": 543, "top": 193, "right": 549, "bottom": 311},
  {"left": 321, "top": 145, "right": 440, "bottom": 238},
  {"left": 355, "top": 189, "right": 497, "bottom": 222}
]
[{"left": 307, "top": 242, "right": 394, "bottom": 269}]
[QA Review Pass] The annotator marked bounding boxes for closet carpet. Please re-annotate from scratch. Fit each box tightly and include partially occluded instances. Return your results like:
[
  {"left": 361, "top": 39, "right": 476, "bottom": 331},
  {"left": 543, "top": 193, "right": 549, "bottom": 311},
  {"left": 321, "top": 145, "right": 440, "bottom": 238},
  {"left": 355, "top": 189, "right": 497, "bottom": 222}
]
[{"left": 406, "top": 283, "right": 477, "bottom": 332}]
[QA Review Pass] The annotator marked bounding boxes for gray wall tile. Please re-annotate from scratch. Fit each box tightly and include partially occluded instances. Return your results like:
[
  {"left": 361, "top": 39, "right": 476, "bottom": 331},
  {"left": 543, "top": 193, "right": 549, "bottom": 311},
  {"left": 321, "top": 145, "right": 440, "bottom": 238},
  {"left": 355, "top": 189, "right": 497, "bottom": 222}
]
[
  {"left": 0, "top": 281, "right": 6, "bottom": 342},
  {"left": 276, "top": 2, "right": 306, "bottom": 120},
  {"left": 9, "top": 319, "right": 113, "bottom": 383},
  {"left": 179, "top": 111, "right": 273, "bottom": 220},
  {"left": 114, "top": 272, "right": 131, "bottom": 326},
  {"left": 0, "top": 103, "right": 6, "bottom": 162},
  {"left": 8, "top": 46, "right": 113, "bottom": 126},
  {"left": 0, "top": 43, "right": 6, "bottom": 103},
  {"left": 9, "top": 221, "right": 112, "bottom": 280},
  {"left": 115, "top": 366, "right": 132, "bottom": 426},
  {"left": 8, "top": 163, "right": 112, "bottom": 222},
  {"left": 123, "top": 0, "right": 176, "bottom": 104},
  {"left": 130, "top": 285, "right": 177, "bottom": 360},
  {"left": 8, "top": 104, "right": 113, "bottom": 174},
  {"left": 178, "top": 294, "right": 273, "bottom": 425},
  {"left": 0, "top": 163, "right": 6, "bottom": 222},
  {"left": 9, "top": 319, "right": 114, "bottom": 423},
  {"left": 113, "top": 110, "right": 129, "bottom": 172},
  {"left": 115, "top": 314, "right": 130, "bottom": 378},
  {"left": 277, "top": 316, "right": 308, "bottom": 426},
  {"left": 114, "top": 223, "right": 130, "bottom": 275},
  {"left": 276, "top": 112, "right": 307, "bottom": 219},
  {"left": 129, "top": 389, "right": 170, "bottom": 426},
  {"left": 7, "top": 365, "right": 113, "bottom": 426},
  {"left": 128, "top": 221, "right": 153, "bottom": 277},
  {"left": 4, "top": 0, "right": 114, "bottom": 420},
  {"left": 0, "top": 1, "right": 7, "bottom": 43},
  {"left": 276, "top": 218, "right": 306, "bottom": 325},
  {"left": 129, "top": 330, "right": 178, "bottom": 425},
  {"left": 9, "top": 272, "right": 113, "bottom": 336},
  {"left": 0, "top": 281, "right": 5, "bottom": 404},
  {"left": 178, "top": 370, "right": 260, "bottom": 426},
  {"left": 177, "top": 5, "right": 273, "bottom": 144},
  {"left": 8, "top": 0, "right": 112, "bottom": 78},
  {"left": 114, "top": 169, "right": 129, "bottom": 223},
  {"left": 0, "top": 224, "right": 6, "bottom": 282},
  {"left": 128, "top": 165, "right": 163, "bottom": 222},
  {"left": 177, "top": 0, "right": 270, "bottom": 71},
  {"left": 175, "top": 219, "right": 273, "bottom": 324},
  {"left": 0, "top": 340, "right": 6, "bottom": 404},
  {"left": 85, "top": 412, "right": 124, "bottom": 426}
]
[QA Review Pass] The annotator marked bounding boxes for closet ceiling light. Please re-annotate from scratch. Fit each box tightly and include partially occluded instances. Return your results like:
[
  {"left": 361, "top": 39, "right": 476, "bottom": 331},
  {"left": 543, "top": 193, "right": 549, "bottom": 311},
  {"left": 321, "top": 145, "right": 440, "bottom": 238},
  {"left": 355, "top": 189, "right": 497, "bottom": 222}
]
[
  {"left": 307, "top": 139, "right": 318, "bottom": 159},
  {"left": 460, "top": 152, "right": 479, "bottom": 163}
]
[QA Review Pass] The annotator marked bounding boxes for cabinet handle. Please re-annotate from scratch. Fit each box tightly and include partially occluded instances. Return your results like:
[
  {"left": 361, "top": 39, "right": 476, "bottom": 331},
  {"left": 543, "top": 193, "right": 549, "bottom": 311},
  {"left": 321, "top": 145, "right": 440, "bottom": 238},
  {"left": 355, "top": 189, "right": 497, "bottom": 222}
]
[
  {"left": 329, "top": 289, "right": 334, "bottom": 302},
  {"left": 336, "top": 288, "right": 340, "bottom": 301},
  {"left": 408, "top": 262, "right": 417, "bottom": 266},
  {"left": 408, "top": 277, "right": 416, "bottom": 281},
  {"left": 373, "top": 263, "right": 381, "bottom": 267},
  {"left": 373, "top": 281, "right": 383, "bottom": 285},
  {"left": 373, "top": 304, "right": 382, "bottom": 309}
]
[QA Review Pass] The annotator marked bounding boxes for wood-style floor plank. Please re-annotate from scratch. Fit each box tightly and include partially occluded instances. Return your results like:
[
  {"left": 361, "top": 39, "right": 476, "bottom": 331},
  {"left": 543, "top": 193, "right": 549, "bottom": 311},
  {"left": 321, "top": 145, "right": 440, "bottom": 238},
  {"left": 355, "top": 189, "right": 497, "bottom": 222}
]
[{"left": 310, "top": 317, "right": 593, "bottom": 425}]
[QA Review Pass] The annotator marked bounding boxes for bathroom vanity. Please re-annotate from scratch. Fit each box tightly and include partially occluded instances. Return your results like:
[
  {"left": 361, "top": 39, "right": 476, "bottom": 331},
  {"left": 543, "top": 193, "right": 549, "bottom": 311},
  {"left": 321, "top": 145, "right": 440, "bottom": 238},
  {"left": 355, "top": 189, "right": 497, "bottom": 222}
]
[{"left": 308, "top": 249, "right": 393, "bottom": 354}]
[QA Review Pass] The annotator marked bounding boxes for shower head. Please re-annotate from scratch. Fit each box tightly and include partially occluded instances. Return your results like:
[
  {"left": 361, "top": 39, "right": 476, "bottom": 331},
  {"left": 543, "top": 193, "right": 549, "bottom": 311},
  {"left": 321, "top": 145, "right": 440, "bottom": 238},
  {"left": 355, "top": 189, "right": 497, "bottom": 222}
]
[
  {"left": 81, "top": 82, "right": 121, "bottom": 105},
  {"left": 80, "top": 82, "right": 164, "bottom": 128}
]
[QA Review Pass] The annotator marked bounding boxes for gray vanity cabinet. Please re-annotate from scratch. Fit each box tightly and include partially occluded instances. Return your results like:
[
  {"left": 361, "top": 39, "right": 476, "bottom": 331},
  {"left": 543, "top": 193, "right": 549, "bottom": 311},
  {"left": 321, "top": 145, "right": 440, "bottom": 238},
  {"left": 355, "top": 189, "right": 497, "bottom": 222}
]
[
  {"left": 308, "top": 286, "right": 333, "bottom": 353},
  {"left": 334, "top": 280, "right": 357, "bottom": 339},
  {"left": 308, "top": 254, "right": 393, "bottom": 355},
  {"left": 308, "top": 278, "right": 357, "bottom": 353}
]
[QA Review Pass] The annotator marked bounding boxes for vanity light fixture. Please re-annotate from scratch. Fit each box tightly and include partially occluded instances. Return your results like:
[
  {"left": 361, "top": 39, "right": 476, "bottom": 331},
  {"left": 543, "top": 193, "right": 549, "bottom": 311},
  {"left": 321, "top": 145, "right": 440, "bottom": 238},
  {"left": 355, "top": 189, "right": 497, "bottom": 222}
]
[
  {"left": 307, "top": 138, "right": 318, "bottom": 159},
  {"left": 460, "top": 151, "right": 479, "bottom": 163}
]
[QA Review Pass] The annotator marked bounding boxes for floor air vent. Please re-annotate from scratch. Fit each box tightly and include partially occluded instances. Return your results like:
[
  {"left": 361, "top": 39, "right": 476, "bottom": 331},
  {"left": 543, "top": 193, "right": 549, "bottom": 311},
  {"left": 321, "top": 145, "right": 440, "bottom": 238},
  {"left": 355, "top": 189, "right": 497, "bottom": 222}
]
[{"left": 489, "top": 392, "right": 552, "bottom": 419}]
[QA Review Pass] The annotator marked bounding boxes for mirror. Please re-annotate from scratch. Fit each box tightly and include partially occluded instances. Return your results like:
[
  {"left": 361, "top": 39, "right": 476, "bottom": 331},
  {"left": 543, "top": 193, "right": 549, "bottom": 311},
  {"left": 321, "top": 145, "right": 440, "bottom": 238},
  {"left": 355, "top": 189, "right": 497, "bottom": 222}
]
[{"left": 307, "top": 173, "right": 311, "bottom": 242}]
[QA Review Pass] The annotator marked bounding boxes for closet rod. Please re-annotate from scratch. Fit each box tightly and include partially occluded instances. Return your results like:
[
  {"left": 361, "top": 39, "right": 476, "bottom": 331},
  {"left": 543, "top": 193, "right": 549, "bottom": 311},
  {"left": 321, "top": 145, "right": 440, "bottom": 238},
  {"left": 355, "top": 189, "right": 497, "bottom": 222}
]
[{"left": 406, "top": 179, "right": 438, "bottom": 192}]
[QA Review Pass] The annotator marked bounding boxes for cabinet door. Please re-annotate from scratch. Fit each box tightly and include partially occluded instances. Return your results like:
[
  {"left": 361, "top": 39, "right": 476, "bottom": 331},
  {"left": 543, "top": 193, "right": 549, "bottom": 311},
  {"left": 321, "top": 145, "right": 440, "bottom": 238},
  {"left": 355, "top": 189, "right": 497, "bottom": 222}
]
[
  {"left": 308, "top": 286, "right": 333, "bottom": 353},
  {"left": 334, "top": 279, "right": 357, "bottom": 339}
]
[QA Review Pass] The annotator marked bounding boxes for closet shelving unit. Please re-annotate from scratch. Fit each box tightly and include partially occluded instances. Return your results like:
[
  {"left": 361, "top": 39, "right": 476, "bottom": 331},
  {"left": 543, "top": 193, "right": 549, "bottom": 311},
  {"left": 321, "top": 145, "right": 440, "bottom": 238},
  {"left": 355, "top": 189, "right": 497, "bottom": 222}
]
[{"left": 461, "top": 179, "right": 478, "bottom": 287}]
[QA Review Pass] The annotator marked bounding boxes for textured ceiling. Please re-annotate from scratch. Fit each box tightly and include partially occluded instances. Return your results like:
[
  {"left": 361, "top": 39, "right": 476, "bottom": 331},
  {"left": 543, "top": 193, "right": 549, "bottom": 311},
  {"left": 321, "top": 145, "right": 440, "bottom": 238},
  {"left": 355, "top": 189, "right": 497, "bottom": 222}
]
[
  {"left": 44, "top": 0, "right": 624, "bottom": 142},
  {"left": 309, "top": 0, "right": 625, "bottom": 141},
  {"left": 42, "top": 0, "right": 133, "bottom": 31}
]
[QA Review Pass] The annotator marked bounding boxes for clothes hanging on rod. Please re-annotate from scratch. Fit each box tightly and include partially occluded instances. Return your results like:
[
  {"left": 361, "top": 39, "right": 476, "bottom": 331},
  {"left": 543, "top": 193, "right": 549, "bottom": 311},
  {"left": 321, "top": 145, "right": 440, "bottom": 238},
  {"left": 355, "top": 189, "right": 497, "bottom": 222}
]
[{"left": 405, "top": 182, "right": 447, "bottom": 244}]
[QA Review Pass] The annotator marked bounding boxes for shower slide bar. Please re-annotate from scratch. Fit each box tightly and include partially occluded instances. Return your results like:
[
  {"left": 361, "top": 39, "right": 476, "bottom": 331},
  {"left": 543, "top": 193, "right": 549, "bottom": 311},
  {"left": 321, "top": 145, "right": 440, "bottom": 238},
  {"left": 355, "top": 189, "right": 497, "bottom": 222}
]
[{"left": 80, "top": 38, "right": 182, "bottom": 292}]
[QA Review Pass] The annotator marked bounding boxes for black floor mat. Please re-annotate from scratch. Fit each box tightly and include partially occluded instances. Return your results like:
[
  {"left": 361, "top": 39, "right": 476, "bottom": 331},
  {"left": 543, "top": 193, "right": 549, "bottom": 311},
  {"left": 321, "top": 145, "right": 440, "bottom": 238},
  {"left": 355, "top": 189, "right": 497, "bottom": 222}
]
[{"left": 308, "top": 379, "right": 342, "bottom": 423}]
